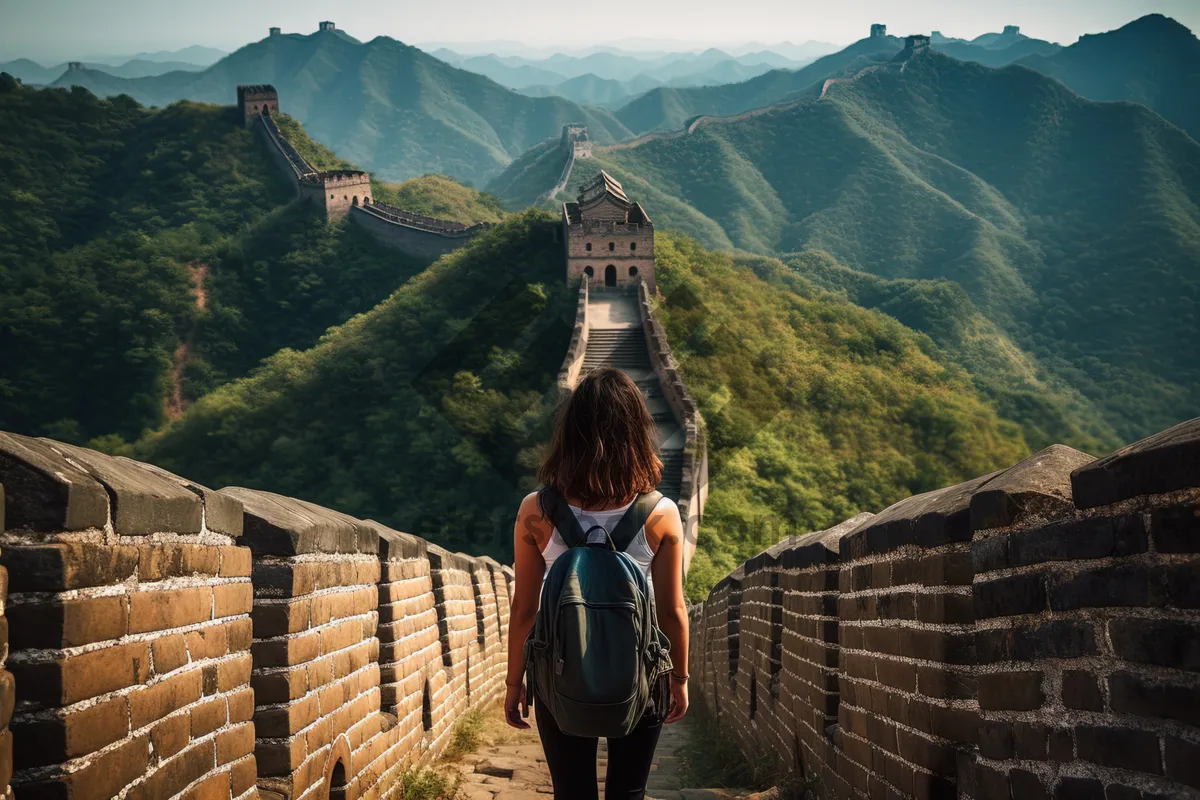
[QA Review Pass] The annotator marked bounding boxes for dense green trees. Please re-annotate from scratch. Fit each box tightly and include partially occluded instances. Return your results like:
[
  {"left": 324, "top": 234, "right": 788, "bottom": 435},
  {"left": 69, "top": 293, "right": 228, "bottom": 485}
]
[
  {"left": 0, "top": 80, "right": 503, "bottom": 443},
  {"left": 138, "top": 221, "right": 1030, "bottom": 596},
  {"left": 0, "top": 80, "right": 289, "bottom": 441},
  {"left": 649, "top": 236, "right": 1028, "bottom": 595},
  {"left": 139, "top": 212, "right": 575, "bottom": 557}
]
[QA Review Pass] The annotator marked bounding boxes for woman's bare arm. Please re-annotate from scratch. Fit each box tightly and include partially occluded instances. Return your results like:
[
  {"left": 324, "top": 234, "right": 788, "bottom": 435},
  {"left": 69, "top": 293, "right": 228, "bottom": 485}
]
[
  {"left": 649, "top": 501, "right": 690, "bottom": 722},
  {"left": 505, "top": 492, "right": 550, "bottom": 727}
]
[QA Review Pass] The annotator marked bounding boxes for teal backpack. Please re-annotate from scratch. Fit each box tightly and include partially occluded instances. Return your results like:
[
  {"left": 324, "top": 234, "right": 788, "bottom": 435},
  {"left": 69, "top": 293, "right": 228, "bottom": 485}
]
[{"left": 525, "top": 487, "right": 674, "bottom": 738}]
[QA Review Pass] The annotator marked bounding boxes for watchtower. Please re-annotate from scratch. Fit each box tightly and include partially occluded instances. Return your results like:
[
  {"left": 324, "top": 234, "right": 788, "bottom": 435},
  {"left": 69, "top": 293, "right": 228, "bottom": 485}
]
[
  {"left": 269, "top": 27, "right": 282, "bottom": 36},
  {"left": 319, "top": 21, "right": 336, "bottom": 32},
  {"left": 562, "top": 171, "right": 655, "bottom": 292},
  {"left": 870, "top": 24, "right": 887, "bottom": 39},
  {"left": 1003, "top": 25, "right": 1020, "bottom": 35},
  {"left": 67, "top": 62, "right": 83, "bottom": 71},
  {"left": 561, "top": 124, "right": 592, "bottom": 159},
  {"left": 905, "top": 34, "right": 931, "bottom": 51},
  {"left": 299, "top": 170, "right": 373, "bottom": 223},
  {"left": 237, "top": 84, "right": 279, "bottom": 127}
]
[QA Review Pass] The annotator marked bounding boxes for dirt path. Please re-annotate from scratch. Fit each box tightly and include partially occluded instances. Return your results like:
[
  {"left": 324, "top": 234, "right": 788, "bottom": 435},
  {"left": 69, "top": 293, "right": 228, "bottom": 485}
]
[
  {"left": 164, "top": 262, "right": 209, "bottom": 421},
  {"left": 444, "top": 702, "right": 767, "bottom": 800}
]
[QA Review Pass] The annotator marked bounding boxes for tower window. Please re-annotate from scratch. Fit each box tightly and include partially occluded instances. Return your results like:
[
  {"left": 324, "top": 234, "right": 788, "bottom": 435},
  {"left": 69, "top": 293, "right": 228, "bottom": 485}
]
[
  {"left": 608, "top": 242, "right": 615, "bottom": 251},
  {"left": 631, "top": 242, "right": 637, "bottom": 251},
  {"left": 586, "top": 243, "right": 592, "bottom": 252},
  {"left": 630, "top": 266, "right": 639, "bottom": 277}
]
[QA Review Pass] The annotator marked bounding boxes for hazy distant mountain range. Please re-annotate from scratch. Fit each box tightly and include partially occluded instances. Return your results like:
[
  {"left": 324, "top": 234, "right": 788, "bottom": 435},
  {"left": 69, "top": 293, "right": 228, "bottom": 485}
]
[
  {"left": 610, "top": 15, "right": 1198, "bottom": 136},
  {"left": 82, "top": 45, "right": 229, "bottom": 66},
  {"left": 25, "top": 14, "right": 1200, "bottom": 185},
  {"left": 431, "top": 46, "right": 818, "bottom": 88},
  {"left": 414, "top": 39, "right": 840, "bottom": 61},
  {"left": 44, "top": 27, "right": 634, "bottom": 184},
  {"left": 0, "top": 57, "right": 209, "bottom": 84},
  {"left": 490, "top": 25, "right": 1200, "bottom": 445},
  {"left": 0, "top": 45, "right": 228, "bottom": 85}
]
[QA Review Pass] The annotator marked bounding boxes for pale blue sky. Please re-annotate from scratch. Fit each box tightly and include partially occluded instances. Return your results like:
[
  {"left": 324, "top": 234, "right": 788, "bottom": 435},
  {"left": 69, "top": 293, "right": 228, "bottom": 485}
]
[{"left": 2, "top": 0, "right": 1196, "bottom": 62}]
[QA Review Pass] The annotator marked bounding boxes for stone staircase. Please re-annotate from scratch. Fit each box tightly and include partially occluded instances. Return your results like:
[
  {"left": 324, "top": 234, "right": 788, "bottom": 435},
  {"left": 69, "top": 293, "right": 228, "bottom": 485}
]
[
  {"left": 583, "top": 328, "right": 652, "bottom": 372},
  {"left": 580, "top": 291, "right": 686, "bottom": 504}
]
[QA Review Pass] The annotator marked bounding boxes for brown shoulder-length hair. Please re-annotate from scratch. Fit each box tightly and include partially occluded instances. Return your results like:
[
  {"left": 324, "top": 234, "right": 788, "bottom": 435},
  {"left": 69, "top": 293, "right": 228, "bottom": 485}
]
[{"left": 538, "top": 367, "right": 662, "bottom": 508}]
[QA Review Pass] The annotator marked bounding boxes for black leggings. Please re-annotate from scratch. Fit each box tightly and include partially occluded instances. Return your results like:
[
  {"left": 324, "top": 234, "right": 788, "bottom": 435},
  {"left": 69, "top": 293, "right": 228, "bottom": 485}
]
[{"left": 535, "top": 698, "right": 664, "bottom": 800}]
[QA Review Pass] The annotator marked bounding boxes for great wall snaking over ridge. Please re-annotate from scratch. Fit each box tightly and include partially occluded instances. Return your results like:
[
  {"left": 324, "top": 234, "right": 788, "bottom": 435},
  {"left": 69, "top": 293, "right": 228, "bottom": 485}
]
[
  {"left": 0, "top": 74, "right": 1193, "bottom": 800},
  {"left": 240, "top": 86, "right": 491, "bottom": 262}
]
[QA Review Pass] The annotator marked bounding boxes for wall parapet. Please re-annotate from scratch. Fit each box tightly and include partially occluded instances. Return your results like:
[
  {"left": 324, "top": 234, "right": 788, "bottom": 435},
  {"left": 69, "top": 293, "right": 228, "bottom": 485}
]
[
  {"left": 245, "top": 90, "right": 486, "bottom": 260},
  {"left": 554, "top": 279, "right": 590, "bottom": 399},
  {"left": 0, "top": 430, "right": 514, "bottom": 800},
  {"left": 688, "top": 417, "right": 1200, "bottom": 800},
  {"left": 637, "top": 280, "right": 706, "bottom": 573},
  {"left": 258, "top": 113, "right": 314, "bottom": 182},
  {"left": 359, "top": 201, "right": 489, "bottom": 237}
]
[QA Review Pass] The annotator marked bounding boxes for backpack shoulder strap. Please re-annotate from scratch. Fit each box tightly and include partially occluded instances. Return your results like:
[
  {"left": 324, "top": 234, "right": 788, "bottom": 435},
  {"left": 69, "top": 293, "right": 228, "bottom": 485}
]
[
  {"left": 610, "top": 491, "right": 664, "bottom": 553},
  {"left": 539, "top": 486, "right": 587, "bottom": 549}
]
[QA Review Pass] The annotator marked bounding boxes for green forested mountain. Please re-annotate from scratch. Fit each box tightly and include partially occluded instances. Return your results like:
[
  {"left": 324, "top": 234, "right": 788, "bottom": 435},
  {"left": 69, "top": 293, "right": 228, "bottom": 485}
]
[
  {"left": 0, "top": 78, "right": 494, "bottom": 443},
  {"left": 612, "top": 34, "right": 905, "bottom": 134},
  {"left": 138, "top": 218, "right": 1029, "bottom": 592},
  {"left": 935, "top": 38, "right": 1061, "bottom": 67},
  {"left": 541, "top": 48, "right": 1200, "bottom": 444},
  {"left": 1018, "top": 14, "right": 1200, "bottom": 140},
  {"left": 485, "top": 139, "right": 571, "bottom": 210},
  {"left": 50, "top": 29, "right": 634, "bottom": 185}
]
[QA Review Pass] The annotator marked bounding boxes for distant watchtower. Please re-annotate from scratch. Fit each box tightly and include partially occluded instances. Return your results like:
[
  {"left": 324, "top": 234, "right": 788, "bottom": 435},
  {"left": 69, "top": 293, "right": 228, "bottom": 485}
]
[
  {"left": 1003, "top": 25, "right": 1020, "bottom": 35},
  {"left": 67, "top": 62, "right": 83, "bottom": 71},
  {"left": 299, "top": 171, "right": 373, "bottom": 223},
  {"left": 561, "top": 124, "right": 592, "bottom": 159},
  {"left": 269, "top": 27, "right": 282, "bottom": 36},
  {"left": 905, "top": 34, "right": 931, "bottom": 51},
  {"left": 237, "top": 84, "right": 279, "bottom": 127},
  {"left": 319, "top": 21, "right": 336, "bottom": 32},
  {"left": 870, "top": 24, "right": 887, "bottom": 39},
  {"left": 563, "top": 171, "right": 655, "bottom": 293}
]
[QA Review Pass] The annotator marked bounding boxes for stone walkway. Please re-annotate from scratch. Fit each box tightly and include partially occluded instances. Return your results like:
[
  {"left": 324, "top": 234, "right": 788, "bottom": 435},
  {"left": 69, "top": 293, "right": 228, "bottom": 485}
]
[{"left": 447, "top": 703, "right": 770, "bottom": 800}]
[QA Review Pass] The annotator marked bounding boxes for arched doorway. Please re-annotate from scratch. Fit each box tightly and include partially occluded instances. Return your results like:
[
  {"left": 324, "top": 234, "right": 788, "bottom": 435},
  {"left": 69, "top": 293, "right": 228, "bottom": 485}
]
[
  {"left": 584, "top": 266, "right": 594, "bottom": 279},
  {"left": 605, "top": 265, "right": 617, "bottom": 287},
  {"left": 629, "top": 266, "right": 639, "bottom": 277},
  {"left": 329, "top": 758, "right": 348, "bottom": 800}
]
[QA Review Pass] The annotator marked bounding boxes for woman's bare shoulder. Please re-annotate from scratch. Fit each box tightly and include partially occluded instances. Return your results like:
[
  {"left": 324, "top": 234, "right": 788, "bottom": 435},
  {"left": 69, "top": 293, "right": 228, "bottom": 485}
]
[
  {"left": 516, "top": 491, "right": 553, "bottom": 546},
  {"left": 645, "top": 496, "right": 682, "bottom": 549}
]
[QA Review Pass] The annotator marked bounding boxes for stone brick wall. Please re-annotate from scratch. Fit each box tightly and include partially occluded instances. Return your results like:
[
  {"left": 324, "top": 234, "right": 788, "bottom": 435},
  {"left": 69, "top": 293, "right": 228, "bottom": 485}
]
[
  {"left": 564, "top": 219, "right": 655, "bottom": 291},
  {"left": 243, "top": 89, "right": 480, "bottom": 261},
  {"left": 256, "top": 114, "right": 311, "bottom": 183},
  {"left": 298, "top": 173, "right": 373, "bottom": 223},
  {"left": 688, "top": 419, "right": 1200, "bottom": 800},
  {"left": 637, "top": 281, "right": 706, "bottom": 572},
  {"left": 348, "top": 205, "right": 487, "bottom": 262},
  {"left": 0, "top": 433, "right": 514, "bottom": 800},
  {"left": 555, "top": 279, "right": 590, "bottom": 397},
  {"left": 0, "top": 480, "right": 11, "bottom": 800},
  {"left": 0, "top": 433, "right": 255, "bottom": 800}
]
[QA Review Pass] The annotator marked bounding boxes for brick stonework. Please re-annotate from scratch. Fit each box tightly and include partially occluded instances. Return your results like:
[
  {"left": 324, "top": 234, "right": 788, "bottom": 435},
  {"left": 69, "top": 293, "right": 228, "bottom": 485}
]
[
  {"left": 0, "top": 433, "right": 513, "bottom": 800},
  {"left": 689, "top": 418, "right": 1200, "bottom": 800},
  {"left": 563, "top": 171, "right": 656, "bottom": 292},
  {"left": 0, "top": 433, "right": 254, "bottom": 800}
]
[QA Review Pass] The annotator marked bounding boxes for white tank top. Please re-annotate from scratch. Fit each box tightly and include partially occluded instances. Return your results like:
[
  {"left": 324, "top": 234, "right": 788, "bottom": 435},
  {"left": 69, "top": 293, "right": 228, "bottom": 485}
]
[{"left": 541, "top": 497, "right": 670, "bottom": 587}]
